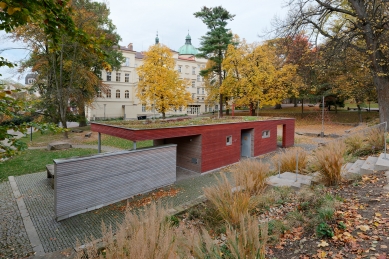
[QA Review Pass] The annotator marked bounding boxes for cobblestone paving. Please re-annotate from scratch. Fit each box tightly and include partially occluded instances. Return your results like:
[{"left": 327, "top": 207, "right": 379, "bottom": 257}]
[
  {"left": 14, "top": 172, "right": 126, "bottom": 253},
  {"left": 0, "top": 181, "right": 33, "bottom": 259}
]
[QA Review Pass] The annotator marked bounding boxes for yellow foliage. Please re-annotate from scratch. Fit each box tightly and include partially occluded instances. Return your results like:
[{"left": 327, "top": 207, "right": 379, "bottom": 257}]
[
  {"left": 222, "top": 37, "right": 301, "bottom": 109},
  {"left": 0, "top": 2, "right": 7, "bottom": 9},
  {"left": 136, "top": 44, "right": 192, "bottom": 118}
]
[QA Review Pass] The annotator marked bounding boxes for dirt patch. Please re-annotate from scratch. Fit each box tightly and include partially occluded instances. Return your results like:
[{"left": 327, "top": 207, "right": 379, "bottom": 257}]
[{"left": 270, "top": 172, "right": 389, "bottom": 259}]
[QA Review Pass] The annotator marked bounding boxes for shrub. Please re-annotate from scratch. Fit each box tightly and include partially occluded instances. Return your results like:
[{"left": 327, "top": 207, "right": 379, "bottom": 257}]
[
  {"left": 271, "top": 147, "right": 308, "bottom": 174},
  {"left": 313, "top": 140, "right": 346, "bottom": 186},
  {"left": 231, "top": 159, "right": 270, "bottom": 195},
  {"left": 203, "top": 173, "right": 252, "bottom": 227}
]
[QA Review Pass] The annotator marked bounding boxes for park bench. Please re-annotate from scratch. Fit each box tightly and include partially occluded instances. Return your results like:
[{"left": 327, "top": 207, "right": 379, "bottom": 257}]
[{"left": 46, "top": 164, "right": 55, "bottom": 189}]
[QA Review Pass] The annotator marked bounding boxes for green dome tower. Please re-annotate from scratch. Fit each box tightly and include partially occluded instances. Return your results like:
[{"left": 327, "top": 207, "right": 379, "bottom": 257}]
[{"left": 178, "top": 33, "right": 198, "bottom": 55}]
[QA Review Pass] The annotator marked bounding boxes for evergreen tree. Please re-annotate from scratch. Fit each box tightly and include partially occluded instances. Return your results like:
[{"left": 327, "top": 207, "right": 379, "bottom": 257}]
[{"left": 194, "top": 6, "right": 235, "bottom": 117}]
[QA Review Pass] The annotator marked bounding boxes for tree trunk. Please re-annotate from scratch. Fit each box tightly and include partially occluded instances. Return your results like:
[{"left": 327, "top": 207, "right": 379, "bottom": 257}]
[
  {"left": 162, "top": 112, "right": 166, "bottom": 119},
  {"left": 78, "top": 104, "right": 87, "bottom": 127},
  {"left": 275, "top": 103, "right": 282, "bottom": 109},
  {"left": 293, "top": 98, "right": 297, "bottom": 107},
  {"left": 226, "top": 108, "right": 230, "bottom": 115},
  {"left": 357, "top": 104, "right": 362, "bottom": 123},
  {"left": 374, "top": 75, "right": 389, "bottom": 127},
  {"left": 249, "top": 103, "right": 254, "bottom": 116},
  {"left": 301, "top": 99, "right": 304, "bottom": 114}
]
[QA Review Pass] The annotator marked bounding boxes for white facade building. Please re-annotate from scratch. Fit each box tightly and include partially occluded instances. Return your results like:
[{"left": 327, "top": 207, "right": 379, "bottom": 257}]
[{"left": 87, "top": 34, "right": 215, "bottom": 120}]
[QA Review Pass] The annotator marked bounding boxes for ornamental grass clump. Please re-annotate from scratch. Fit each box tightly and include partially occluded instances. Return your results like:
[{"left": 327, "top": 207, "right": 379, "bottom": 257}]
[
  {"left": 314, "top": 140, "right": 346, "bottom": 186},
  {"left": 231, "top": 159, "right": 271, "bottom": 195},
  {"left": 344, "top": 132, "right": 364, "bottom": 155},
  {"left": 76, "top": 202, "right": 179, "bottom": 259},
  {"left": 365, "top": 127, "right": 385, "bottom": 152},
  {"left": 271, "top": 147, "right": 308, "bottom": 173},
  {"left": 203, "top": 173, "right": 252, "bottom": 227}
]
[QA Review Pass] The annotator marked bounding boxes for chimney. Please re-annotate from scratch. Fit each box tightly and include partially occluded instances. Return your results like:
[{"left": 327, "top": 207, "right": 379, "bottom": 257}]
[{"left": 128, "top": 43, "right": 133, "bottom": 51}]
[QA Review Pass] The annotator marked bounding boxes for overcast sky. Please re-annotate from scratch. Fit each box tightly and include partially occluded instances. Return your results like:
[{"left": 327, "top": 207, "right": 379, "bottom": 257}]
[{"left": 0, "top": 0, "right": 289, "bottom": 82}]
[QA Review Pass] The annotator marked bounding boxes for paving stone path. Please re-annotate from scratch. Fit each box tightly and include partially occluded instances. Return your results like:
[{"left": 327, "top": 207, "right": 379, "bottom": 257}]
[{"left": 0, "top": 181, "right": 34, "bottom": 259}]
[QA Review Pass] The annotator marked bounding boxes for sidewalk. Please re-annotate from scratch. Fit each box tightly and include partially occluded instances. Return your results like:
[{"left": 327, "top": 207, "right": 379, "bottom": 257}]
[{"left": 0, "top": 143, "right": 317, "bottom": 258}]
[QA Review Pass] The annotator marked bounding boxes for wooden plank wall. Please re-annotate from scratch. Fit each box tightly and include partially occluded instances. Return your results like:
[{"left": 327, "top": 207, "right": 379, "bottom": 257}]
[{"left": 54, "top": 145, "right": 176, "bottom": 221}]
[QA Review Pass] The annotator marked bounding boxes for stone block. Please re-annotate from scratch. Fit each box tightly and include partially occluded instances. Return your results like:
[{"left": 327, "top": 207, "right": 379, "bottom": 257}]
[{"left": 47, "top": 141, "right": 72, "bottom": 150}]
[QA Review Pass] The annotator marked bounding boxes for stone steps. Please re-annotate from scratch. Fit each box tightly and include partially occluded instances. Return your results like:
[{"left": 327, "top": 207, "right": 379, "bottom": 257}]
[
  {"left": 266, "top": 153, "right": 389, "bottom": 189},
  {"left": 267, "top": 172, "right": 313, "bottom": 189}
]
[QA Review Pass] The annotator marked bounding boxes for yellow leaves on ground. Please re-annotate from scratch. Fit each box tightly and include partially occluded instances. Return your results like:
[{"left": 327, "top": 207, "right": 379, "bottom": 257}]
[
  {"left": 136, "top": 44, "right": 191, "bottom": 118},
  {"left": 317, "top": 240, "right": 329, "bottom": 247},
  {"left": 357, "top": 225, "right": 370, "bottom": 232}
]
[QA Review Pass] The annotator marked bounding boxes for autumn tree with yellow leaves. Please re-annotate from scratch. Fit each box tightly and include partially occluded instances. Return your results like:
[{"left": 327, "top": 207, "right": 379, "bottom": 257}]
[
  {"left": 136, "top": 44, "right": 192, "bottom": 119},
  {"left": 221, "top": 38, "right": 301, "bottom": 115}
]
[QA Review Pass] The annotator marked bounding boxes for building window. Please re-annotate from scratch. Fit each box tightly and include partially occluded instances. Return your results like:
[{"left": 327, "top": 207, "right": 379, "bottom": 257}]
[
  {"left": 179, "top": 106, "right": 182, "bottom": 112},
  {"left": 97, "top": 90, "right": 102, "bottom": 98},
  {"left": 125, "top": 73, "right": 130, "bottom": 82},
  {"left": 116, "top": 89, "right": 120, "bottom": 98},
  {"left": 192, "top": 67, "right": 196, "bottom": 75},
  {"left": 215, "top": 105, "right": 218, "bottom": 111},
  {"left": 226, "top": 135, "right": 232, "bottom": 146},
  {"left": 192, "top": 80, "right": 195, "bottom": 88},
  {"left": 106, "top": 89, "right": 111, "bottom": 98},
  {"left": 106, "top": 72, "right": 111, "bottom": 81},
  {"left": 202, "top": 88, "right": 205, "bottom": 94},
  {"left": 178, "top": 66, "right": 182, "bottom": 73},
  {"left": 142, "top": 104, "right": 146, "bottom": 112},
  {"left": 197, "top": 88, "right": 200, "bottom": 94},
  {"left": 116, "top": 73, "right": 121, "bottom": 82},
  {"left": 125, "top": 57, "right": 130, "bottom": 67},
  {"left": 192, "top": 93, "right": 195, "bottom": 100},
  {"left": 125, "top": 90, "right": 129, "bottom": 98},
  {"left": 28, "top": 78, "right": 36, "bottom": 84},
  {"left": 197, "top": 75, "right": 200, "bottom": 82},
  {"left": 262, "top": 130, "right": 270, "bottom": 138},
  {"left": 205, "top": 105, "right": 208, "bottom": 112}
]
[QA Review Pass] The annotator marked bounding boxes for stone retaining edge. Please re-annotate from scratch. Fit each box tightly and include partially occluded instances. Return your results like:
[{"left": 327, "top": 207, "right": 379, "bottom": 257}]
[{"left": 8, "top": 176, "right": 45, "bottom": 256}]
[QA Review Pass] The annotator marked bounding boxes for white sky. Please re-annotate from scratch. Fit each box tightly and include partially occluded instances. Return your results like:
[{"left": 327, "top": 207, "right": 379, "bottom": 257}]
[{"left": 0, "top": 0, "right": 289, "bottom": 82}]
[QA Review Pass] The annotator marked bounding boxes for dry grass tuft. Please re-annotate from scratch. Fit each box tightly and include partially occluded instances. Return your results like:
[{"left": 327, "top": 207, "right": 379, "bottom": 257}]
[
  {"left": 203, "top": 173, "right": 253, "bottom": 227},
  {"left": 231, "top": 159, "right": 271, "bottom": 195},
  {"left": 271, "top": 147, "right": 308, "bottom": 173},
  {"left": 313, "top": 140, "right": 346, "bottom": 186},
  {"left": 365, "top": 127, "right": 385, "bottom": 151},
  {"left": 182, "top": 214, "right": 267, "bottom": 259},
  {"left": 76, "top": 202, "right": 179, "bottom": 259},
  {"left": 344, "top": 132, "right": 365, "bottom": 154}
]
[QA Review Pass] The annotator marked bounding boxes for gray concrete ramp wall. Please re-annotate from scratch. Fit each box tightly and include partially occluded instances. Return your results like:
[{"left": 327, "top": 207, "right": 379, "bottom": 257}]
[{"left": 54, "top": 145, "right": 177, "bottom": 221}]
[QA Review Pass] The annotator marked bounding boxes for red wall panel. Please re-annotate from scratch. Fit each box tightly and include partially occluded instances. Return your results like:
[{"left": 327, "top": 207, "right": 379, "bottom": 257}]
[{"left": 91, "top": 118, "right": 295, "bottom": 173}]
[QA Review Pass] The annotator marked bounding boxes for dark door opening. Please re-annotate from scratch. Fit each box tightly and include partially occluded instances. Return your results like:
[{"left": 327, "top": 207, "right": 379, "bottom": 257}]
[{"left": 241, "top": 129, "right": 253, "bottom": 157}]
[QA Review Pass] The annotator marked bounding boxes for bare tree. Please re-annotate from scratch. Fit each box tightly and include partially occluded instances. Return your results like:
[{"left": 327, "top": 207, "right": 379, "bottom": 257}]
[{"left": 274, "top": 0, "right": 389, "bottom": 124}]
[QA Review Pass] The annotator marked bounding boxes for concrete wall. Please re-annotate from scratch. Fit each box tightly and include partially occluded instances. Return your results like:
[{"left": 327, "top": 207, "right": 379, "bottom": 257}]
[{"left": 54, "top": 145, "right": 177, "bottom": 221}]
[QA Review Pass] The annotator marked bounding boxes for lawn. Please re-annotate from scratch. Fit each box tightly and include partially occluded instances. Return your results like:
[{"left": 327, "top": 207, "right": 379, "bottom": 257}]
[
  {"left": 84, "top": 135, "right": 153, "bottom": 149},
  {"left": 0, "top": 148, "right": 98, "bottom": 182}
]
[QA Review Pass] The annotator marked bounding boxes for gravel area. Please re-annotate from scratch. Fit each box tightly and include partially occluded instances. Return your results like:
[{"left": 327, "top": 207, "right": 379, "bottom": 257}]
[{"left": 0, "top": 181, "right": 33, "bottom": 259}]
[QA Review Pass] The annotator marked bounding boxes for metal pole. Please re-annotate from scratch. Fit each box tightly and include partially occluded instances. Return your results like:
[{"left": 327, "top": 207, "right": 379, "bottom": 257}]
[
  {"left": 98, "top": 132, "right": 101, "bottom": 153},
  {"left": 30, "top": 126, "right": 32, "bottom": 142},
  {"left": 295, "top": 151, "right": 299, "bottom": 181},
  {"left": 133, "top": 141, "right": 137, "bottom": 150},
  {"left": 321, "top": 95, "right": 324, "bottom": 137},
  {"left": 385, "top": 121, "right": 387, "bottom": 160},
  {"left": 104, "top": 104, "right": 106, "bottom": 120},
  {"left": 278, "top": 161, "right": 281, "bottom": 178}
]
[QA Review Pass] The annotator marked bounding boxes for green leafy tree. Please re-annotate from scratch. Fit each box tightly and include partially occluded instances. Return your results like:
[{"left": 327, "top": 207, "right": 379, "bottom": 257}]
[{"left": 194, "top": 6, "right": 235, "bottom": 117}]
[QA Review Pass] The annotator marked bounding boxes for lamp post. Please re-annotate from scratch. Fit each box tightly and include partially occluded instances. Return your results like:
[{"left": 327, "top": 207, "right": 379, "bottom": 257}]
[{"left": 104, "top": 104, "right": 106, "bottom": 120}]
